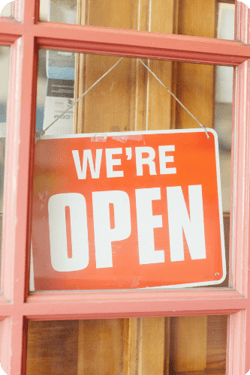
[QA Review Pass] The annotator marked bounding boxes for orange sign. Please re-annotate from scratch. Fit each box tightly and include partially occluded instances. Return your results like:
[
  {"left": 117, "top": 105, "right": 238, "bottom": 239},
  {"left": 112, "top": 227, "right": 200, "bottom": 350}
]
[{"left": 32, "top": 129, "right": 226, "bottom": 290}]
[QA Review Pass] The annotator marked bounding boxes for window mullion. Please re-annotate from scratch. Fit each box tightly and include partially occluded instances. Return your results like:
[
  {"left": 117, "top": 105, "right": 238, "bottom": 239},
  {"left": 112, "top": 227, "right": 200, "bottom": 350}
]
[
  {"left": 230, "top": 3, "right": 250, "bottom": 374},
  {"left": 227, "top": 310, "right": 247, "bottom": 375},
  {"left": 22, "top": 0, "right": 38, "bottom": 24},
  {"left": 2, "top": 33, "right": 37, "bottom": 303},
  {"left": 0, "top": 30, "right": 37, "bottom": 375}
]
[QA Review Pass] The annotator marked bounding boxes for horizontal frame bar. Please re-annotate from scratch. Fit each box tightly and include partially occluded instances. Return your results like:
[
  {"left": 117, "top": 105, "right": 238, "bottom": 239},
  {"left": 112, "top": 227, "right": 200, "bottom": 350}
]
[
  {"left": 35, "top": 22, "right": 250, "bottom": 65},
  {"left": 0, "top": 290, "right": 247, "bottom": 319},
  {"left": 23, "top": 302, "right": 247, "bottom": 320},
  {"left": 0, "top": 297, "right": 245, "bottom": 320},
  {"left": 18, "top": 289, "right": 246, "bottom": 320},
  {"left": 0, "top": 19, "right": 250, "bottom": 65},
  {"left": 0, "top": 18, "right": 23, "bottom": 44}
]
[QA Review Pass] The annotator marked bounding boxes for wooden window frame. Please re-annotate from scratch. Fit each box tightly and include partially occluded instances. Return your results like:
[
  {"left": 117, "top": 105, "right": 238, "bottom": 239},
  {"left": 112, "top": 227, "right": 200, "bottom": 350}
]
[{"left": 0, "top": 0, "right": 249, "bottom": 373}]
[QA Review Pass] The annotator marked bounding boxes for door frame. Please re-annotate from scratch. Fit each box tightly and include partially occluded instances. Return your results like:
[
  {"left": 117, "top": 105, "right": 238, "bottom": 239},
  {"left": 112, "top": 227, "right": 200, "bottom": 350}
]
[{"left": 0, "top": 1, "right": 249, "bottom": 374}]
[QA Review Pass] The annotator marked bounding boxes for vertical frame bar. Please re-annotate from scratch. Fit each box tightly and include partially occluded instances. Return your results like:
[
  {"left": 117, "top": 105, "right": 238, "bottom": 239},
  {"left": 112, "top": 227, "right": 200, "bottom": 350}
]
[
  {"left": 0, "top": 0, "right": 38, "bottom": 372},
  {"left": 230, "top": 3, "right": 250, "bottom": 374}
]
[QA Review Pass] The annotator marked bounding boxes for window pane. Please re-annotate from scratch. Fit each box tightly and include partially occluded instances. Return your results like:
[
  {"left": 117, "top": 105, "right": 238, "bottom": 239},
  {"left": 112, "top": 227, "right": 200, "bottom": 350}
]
[
  {"left": 31, "top": 50, "right": 233, "bottom": 291},
  {"left": 27, "top": 315, "right": 227, "bottom": 375},
  {"left": 39, "top": 0, "right": 235, "bottom": 41},
  {"left": 0, "top": 1, "right": 13, "bottom": 17},
  {"left": 0, "top": 46, "right": 10, "bottom": 287}
]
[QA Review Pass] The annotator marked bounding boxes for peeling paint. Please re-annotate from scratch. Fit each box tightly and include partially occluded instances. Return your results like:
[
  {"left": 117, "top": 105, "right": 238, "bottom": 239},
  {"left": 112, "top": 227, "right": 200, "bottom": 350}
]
[
  {"left": 91, "top": 134, "right": 108, "bottom": 142},
  {"left": 112, "top": 134, "right": 143, "bottom": 143}
]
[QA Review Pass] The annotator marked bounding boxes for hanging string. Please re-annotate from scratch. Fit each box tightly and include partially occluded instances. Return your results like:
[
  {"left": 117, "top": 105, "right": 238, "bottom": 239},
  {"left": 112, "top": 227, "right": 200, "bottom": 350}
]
[
  {"left": 36, "top": 57, "right": 124, "bottom": 141},
  {"left": 138, "top": 59, "right": 210, "bottom": 139},
  {"left": 36, "top": 56, "right": 210, "bottom": 140}
]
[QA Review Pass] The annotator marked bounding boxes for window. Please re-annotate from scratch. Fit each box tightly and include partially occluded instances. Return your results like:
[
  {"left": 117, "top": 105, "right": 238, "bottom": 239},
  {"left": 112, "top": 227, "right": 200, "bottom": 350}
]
[{"left": 0, "top": 1, "right": 249, "bottom": 374}]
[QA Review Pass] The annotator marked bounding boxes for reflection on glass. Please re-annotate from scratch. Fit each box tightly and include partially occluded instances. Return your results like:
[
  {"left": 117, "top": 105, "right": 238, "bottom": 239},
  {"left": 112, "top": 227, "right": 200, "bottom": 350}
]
[
  {"left": 217, "top": 2, "right": 235, "bottom": 40},
  {"left": 40, "top": 0, "right": 76, "bottom": 23},
  {"left": 27, "top": 315, "right": 227, "bottom": 375},
  {"left": 0, "top": 1, "right": 13, "bottom": 17},
  {"left": 32, "top": 49, "right": 233, "bottom": 291},
  {"left": 0, "top": 46, "right": 10, "bottom": 285},
  {"left": 40, "top": 0, "right": 235, "bottom": 41}
]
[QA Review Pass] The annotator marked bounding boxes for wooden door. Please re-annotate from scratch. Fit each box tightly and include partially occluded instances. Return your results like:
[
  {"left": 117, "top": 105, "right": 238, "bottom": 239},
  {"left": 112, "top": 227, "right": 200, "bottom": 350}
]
[
  {"left": 73, "top": 1, "right": 221, "bottom": 374},
  {"left": 74, "top": 1, "right": 175, "bottom": 373}
]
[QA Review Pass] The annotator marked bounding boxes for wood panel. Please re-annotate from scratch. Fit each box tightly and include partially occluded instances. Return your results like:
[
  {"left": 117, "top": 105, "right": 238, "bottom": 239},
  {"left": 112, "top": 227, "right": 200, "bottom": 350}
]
[
  {"left": 77, "top": 319, "right": 124, "bottom": 375},
  {"left": 123, "top": 318, "right": 138, "bottom": 375},
  {"left": 171, "top": 2, "right": 216, "bottom": 372},
  {"left": 86, "top": 0, "right": 137, "bottom": 29},
  {"left": 74, "top": 0, "right": 177, "bottom": 373},
  {"left": 206, "top": 316, "right": 227, "bottom": 371},
  {"left": 74, "top": 0, "right": 176, "bottom": 133},
  {"left": 170, "top": 316, "right": 208, "bottom": 373},
  {"left": 146, "top": 0, "right": 176, "bottom": 131},
  {"left": 138, "top": 318, "right": 166, "bottom": 375},
  {"left": 178, "top": 0, "right": 216, "bottom": 38},
  {"left": 26, "top": 316, "right": 227, "bottom": 374},
  {"left": 170, "top": 316, "right": 227, "bottom": 374},
  {"left": 123, "top": 318, "right": 168, "bottom": 375},
  {"left": 175, "top": 62, "right": 215, "bottom": 129},
  {"left": 27, "top": 321, "right": 79, "bottom": 375},
  {"left": 74, "top": 0, "right": 137, "bottom": 134},
  {"left": 83, "top": 55, "right": 137, "bottom": 133},
  {"left": 146, "top": 59, "right": 173, "bottom": 131},
  {"left": 176, "top": 0, "right": 216, "bottom": 130}
]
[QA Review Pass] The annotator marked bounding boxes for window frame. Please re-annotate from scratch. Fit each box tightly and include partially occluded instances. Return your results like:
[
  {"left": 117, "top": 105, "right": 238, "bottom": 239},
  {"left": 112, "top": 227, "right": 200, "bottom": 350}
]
[{"left": 0, "top": 0, "right": 249, "bottom": 373}]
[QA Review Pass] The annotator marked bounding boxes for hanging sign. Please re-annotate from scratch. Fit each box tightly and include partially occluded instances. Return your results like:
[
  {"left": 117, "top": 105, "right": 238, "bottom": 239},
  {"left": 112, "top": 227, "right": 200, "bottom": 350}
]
[{"left": 32, "top": 129, "right": 226, "bottom": 290}]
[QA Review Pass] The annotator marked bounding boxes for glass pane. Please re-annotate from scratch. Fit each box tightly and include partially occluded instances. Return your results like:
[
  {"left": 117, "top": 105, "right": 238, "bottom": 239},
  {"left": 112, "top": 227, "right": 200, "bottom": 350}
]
[
  {"left": 40, "top": 0, "right": 235, "bottom": 41},
  {"left": 0, "top": 1, "right": 13, "bottom": 17},
  {"left": 27, "top": 315, "right": 227, "bottom": 375},
  {"left": 31, "top": 50, "right": 233, "bottom": 291},
  {"left": 0, "top": 46, "right": 10, "bottom": 287}
]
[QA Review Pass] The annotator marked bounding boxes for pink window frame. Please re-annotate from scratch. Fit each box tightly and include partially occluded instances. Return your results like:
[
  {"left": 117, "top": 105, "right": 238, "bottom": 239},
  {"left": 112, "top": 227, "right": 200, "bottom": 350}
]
[{"left": 0, "top": 0, "right": 249, "bottom": 374}]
